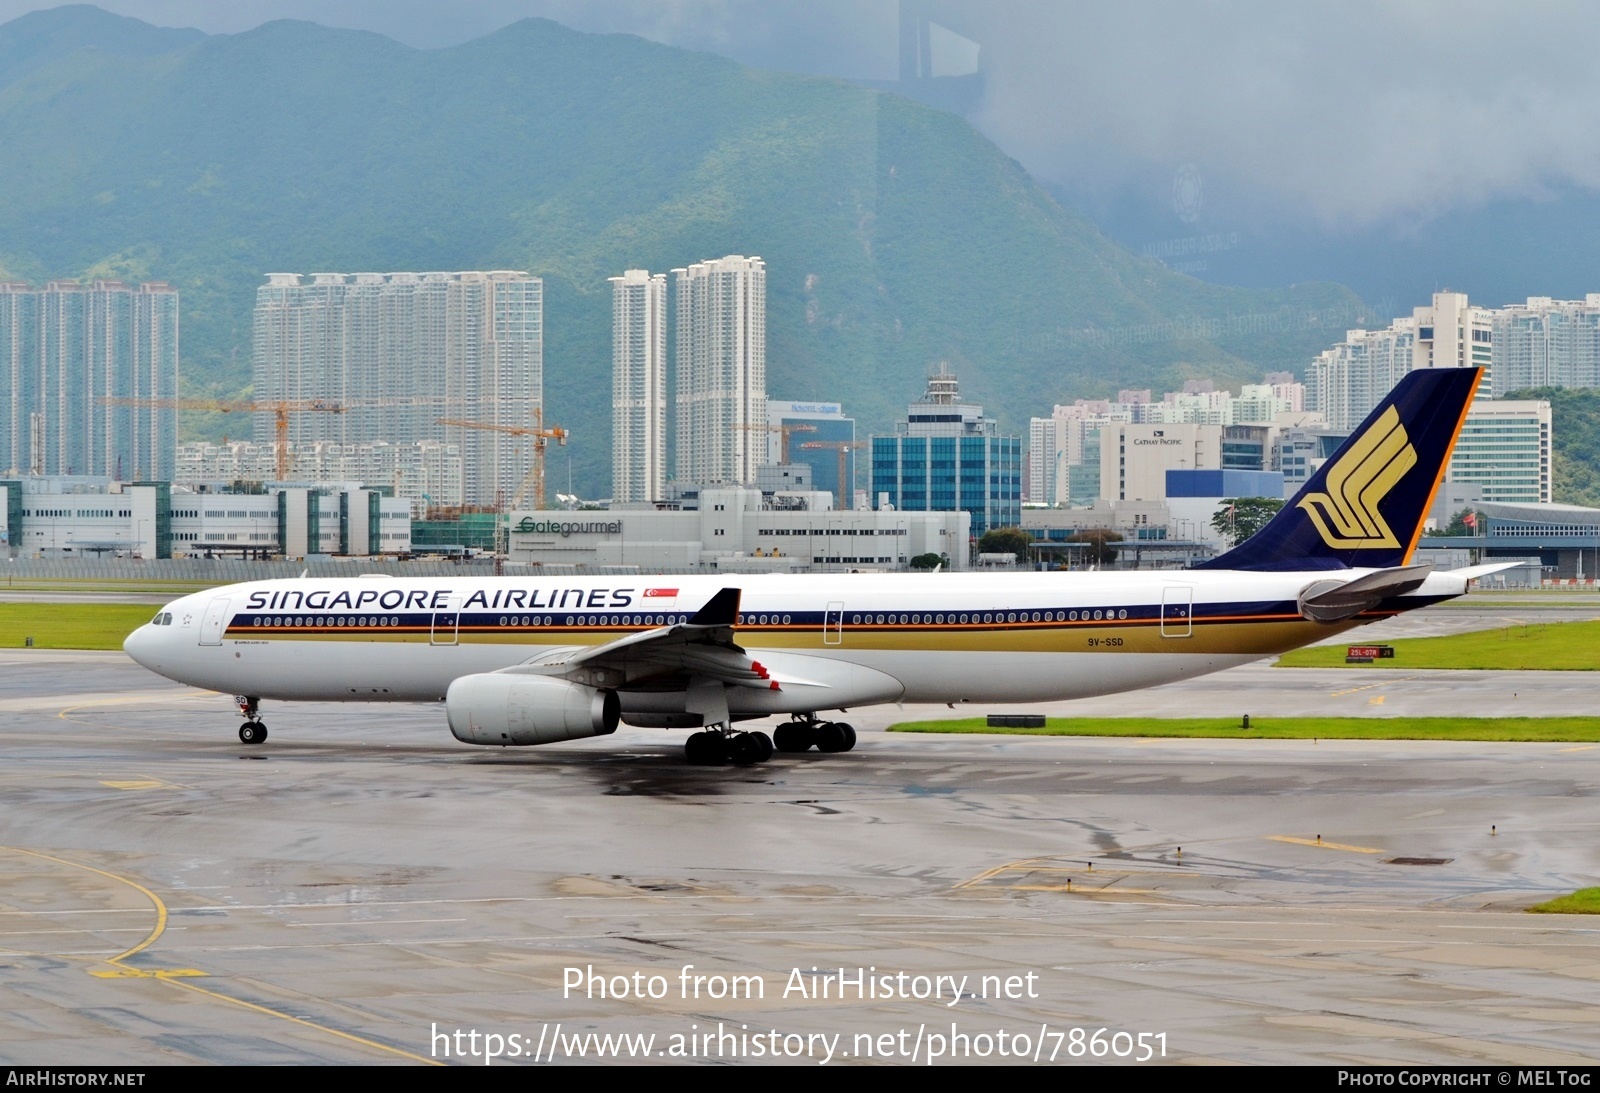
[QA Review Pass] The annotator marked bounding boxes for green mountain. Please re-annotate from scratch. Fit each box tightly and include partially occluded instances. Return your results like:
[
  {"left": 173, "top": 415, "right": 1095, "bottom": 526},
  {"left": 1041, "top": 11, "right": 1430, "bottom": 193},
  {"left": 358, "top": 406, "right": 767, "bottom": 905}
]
[{"left": 0, "top": 6, "right": 1370, "bottom": 494}]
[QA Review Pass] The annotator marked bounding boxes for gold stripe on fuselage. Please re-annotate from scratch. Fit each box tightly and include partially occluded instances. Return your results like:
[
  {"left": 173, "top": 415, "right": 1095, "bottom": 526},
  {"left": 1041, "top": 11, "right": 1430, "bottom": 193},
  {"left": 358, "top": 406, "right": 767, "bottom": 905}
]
[{"left": 225, "top": 614, "right": 1383, "bottom": 657}]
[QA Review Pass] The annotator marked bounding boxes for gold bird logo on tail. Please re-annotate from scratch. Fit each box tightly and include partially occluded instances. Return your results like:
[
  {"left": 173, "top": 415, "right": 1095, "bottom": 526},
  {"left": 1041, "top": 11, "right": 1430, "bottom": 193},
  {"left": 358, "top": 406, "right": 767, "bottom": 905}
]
[{"left": 1296, "top": 405, "right": 1418, "bottom": 549}]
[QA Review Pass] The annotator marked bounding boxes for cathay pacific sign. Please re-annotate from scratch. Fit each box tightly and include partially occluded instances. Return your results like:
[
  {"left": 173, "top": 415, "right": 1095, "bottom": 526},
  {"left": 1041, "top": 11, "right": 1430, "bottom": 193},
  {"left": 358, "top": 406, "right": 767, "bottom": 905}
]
[{"left": 513, "top": 518, "right": 622, "bottom": 537}]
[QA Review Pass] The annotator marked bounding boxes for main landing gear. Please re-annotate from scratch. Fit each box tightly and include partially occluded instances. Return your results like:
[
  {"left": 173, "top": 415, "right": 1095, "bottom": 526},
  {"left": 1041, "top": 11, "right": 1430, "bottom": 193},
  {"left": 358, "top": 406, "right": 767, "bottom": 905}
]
[
  {"left": 684, "top": 727, "right": 773, "bottom": 765},
  {"left": 774, "top": 715, "right": 856, "bottom": 755},
  {"left": 682, "top": 715, "right": 858, "bottom": 765},
  {"left": 235, "top": 695, "right": 267, "bottom": 745}
]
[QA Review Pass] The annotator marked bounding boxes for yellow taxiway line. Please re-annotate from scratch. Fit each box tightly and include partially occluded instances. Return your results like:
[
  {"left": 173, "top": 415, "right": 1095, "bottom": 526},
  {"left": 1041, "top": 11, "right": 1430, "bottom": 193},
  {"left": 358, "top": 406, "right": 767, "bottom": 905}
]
[{"left": 2, "top": 845, "right": 441, "bottom": 1065}]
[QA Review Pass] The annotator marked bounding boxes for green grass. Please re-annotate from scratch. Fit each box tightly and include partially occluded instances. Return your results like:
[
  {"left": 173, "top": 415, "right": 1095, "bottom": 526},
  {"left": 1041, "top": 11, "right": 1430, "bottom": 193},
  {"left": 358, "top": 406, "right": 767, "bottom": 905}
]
[
  {"left": 887, "top": 716, "right": 1600, "bottom": 742},
  {"left": 0, "top": 579, "right": 215, "bottom": 592},
  {"left": 1275, "top": 620, "right": 1600, "bottom": 670},
  {"left": 1527, "top": 888, "right": 1600, "bottom": 914},
  {"left": 0, "top": 603, "right": 156, "bottom": 650}
]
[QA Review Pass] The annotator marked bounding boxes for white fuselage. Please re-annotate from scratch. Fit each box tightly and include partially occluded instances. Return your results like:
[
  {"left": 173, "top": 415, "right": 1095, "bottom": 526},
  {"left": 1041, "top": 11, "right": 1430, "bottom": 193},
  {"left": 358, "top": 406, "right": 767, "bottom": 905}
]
[{"left": 124, "top": 569, "right": 1468, "bottom": 722}]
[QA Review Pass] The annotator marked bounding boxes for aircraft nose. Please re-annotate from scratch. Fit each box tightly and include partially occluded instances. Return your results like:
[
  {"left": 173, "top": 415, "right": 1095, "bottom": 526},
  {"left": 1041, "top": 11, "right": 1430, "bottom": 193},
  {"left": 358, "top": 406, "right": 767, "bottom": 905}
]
[{"left": 123, "top": 624, "right": 159, "bottom": 669}]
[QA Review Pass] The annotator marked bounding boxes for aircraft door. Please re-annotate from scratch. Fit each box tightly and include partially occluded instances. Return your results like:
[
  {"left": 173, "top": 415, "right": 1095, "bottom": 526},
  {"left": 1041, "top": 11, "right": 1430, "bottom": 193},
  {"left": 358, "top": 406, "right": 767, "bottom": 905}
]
[
  {"left": 1161, "top": 585, "right": 1193, "bottom": 638},
  {"left": 431, "top": 593, "right": 460, "bottom": 646},
  {"left": 823, "top": 602, "right": 844, "bottom": 645},
  {"left": 199, "top": 598, "right": 230, "bottom": 646}
]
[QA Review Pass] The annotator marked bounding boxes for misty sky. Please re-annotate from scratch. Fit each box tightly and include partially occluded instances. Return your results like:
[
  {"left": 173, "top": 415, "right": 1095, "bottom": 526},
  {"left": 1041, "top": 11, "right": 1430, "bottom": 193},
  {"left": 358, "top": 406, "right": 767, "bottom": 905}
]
[{"left": 6, "top": 0, "right": 1599, "bottom": 237}]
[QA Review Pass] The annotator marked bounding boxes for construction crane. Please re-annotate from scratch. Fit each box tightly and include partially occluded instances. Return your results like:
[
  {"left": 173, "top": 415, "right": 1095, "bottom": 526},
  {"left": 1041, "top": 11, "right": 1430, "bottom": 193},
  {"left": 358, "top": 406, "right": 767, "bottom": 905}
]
[
  {"left": 735, "top": 421, "right": 817, "bottom": 464},
  {"left": 798, "top": 440, "right": 854, "bottom": 509},
  {"left": 101, "top": 397, "right": 346, "bottom": 481},
  {"left": 436, "top": 408, "right": 569, "bottom": 510}
]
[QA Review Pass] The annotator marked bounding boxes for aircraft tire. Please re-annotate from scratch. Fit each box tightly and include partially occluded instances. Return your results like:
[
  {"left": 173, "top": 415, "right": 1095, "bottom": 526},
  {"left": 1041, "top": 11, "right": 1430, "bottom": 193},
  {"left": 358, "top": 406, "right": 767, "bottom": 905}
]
[
  {"left": 728, "top": 732, "right": 769, "bottom": 766},
  {"left": 816, "top": 722, "right": 848, "bottom": 753},
  {"left": 774, "top": 724, "right": 812, "bottom": 752},
  {"left": 836, "top": 723, "right": 856, "bottom": 751},
  {"left": 685, "top": 731, "right": 724, "bottom": 764},
  {"left": 239, "top": 722, "right": 266, "bottom": 745}
]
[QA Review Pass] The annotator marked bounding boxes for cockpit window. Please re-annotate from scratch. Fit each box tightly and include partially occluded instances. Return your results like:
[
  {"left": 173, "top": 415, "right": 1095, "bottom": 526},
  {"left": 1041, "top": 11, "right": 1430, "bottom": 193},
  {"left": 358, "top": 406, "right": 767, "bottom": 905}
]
[{"left": 150, "top": 612, "right": 174, "bottom": 626}]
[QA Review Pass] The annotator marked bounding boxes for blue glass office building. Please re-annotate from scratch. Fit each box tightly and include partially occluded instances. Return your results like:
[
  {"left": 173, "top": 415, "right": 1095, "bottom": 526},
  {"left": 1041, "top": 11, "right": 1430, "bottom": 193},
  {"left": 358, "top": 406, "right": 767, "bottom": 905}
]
[{"left": 871, "top": 367, "right": 1021, "bottom": 539}]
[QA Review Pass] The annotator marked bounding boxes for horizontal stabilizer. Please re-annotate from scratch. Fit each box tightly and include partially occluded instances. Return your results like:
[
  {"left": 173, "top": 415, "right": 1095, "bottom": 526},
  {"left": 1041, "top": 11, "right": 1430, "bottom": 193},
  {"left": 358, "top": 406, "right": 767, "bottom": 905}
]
[
  {"left": 1446, "top": 561, "right": 1525, "bottom": 582},
  {"left": 1298, "top": 563, "right": 1433, "bottom": 623}
]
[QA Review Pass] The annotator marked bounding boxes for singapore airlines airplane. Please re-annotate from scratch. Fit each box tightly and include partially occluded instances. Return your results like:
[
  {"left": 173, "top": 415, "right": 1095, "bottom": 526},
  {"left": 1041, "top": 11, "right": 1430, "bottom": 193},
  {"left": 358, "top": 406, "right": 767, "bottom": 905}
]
[{"left": 125, "top": 368, "right": 1500, "bottom": 763}]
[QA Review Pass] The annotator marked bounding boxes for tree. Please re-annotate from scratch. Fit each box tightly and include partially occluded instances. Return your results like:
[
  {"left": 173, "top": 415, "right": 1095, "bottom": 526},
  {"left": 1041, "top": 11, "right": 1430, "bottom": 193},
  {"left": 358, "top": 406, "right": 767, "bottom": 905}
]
[
  {"left": 977, "top": 527, "right": 1033, "bottom": 561},
  {"left": 1211, "top": 497, "right": 1285, "bottom": 547},
  {"left": 1068, "top": 527, "right": 1122, "bottom": 566},
  {"left": 908, "top": 552, "right": 946, "bottom": 571},
  {"left": 1444, "top": 507, "right": 1482, "bottom": 537}
]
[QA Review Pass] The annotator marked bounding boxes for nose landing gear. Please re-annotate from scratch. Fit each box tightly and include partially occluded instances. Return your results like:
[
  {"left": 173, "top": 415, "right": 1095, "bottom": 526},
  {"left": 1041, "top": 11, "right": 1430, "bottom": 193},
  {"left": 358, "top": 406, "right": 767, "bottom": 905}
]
[{"left": 235, "top": 695, "right": 267, "bottom": 744}]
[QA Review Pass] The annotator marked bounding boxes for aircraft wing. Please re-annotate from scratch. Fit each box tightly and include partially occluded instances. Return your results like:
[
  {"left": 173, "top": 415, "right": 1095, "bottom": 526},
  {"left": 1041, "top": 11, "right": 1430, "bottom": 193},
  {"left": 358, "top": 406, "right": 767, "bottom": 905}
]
[{"left": 495, "top": 587, "right": 781, "bottom": 691}]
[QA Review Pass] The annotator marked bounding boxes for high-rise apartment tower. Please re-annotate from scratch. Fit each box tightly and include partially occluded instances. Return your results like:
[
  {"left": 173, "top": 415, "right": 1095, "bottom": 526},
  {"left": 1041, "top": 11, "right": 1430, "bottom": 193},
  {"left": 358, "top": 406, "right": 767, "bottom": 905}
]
[
  {"left": 610, "top": 269, "right": 667, "bottom": 503},
  {"left": 253, "top": 271, "right": 541, "bottom": 506},
  {"left": 0, "top": 280, "right": 177, "bottom": 479},
  {"left": 673, "top": 256, "right": 766, "bottom": 485}
]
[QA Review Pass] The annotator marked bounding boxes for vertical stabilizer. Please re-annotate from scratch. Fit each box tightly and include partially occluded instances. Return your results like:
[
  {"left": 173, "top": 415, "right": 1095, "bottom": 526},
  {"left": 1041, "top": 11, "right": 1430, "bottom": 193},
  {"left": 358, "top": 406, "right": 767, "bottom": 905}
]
[{"left": 1197, "top": 367, "right": 1481, "bottom": 571}]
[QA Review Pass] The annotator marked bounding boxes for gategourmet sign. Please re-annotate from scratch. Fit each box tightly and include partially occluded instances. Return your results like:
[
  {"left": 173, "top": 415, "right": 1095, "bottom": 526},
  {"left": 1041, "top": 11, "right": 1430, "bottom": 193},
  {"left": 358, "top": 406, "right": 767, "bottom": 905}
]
[{"left": 513, "top": 518, "right": 622, "bottom": 537}]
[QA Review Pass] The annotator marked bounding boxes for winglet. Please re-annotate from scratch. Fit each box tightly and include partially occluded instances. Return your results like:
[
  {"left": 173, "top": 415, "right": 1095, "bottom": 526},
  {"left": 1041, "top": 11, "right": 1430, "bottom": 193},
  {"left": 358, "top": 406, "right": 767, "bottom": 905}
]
[{"left": 687, "top": 587, "right": 742, "bottom": 628}]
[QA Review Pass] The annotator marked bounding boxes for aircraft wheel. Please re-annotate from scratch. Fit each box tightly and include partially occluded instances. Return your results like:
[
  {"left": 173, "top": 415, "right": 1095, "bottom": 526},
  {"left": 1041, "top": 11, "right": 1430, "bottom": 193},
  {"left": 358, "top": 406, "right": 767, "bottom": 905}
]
[
  {"left": 835, "top": 723, "right": 856, "bottom": 751},
  {"left": 774, "top": 724, "right": 812, "bottom": 752},
  {"left": 684, "top": 731, "right": 724, "bottom": 765},
  {"left": 815, "top": 722, "right": 849, "bottom": 753},
  {"left": 239, "top": 722, "right": 267, "bottom": 745},
  {"left": 728, "top": 732, "right": 769, "bottom": 766}
]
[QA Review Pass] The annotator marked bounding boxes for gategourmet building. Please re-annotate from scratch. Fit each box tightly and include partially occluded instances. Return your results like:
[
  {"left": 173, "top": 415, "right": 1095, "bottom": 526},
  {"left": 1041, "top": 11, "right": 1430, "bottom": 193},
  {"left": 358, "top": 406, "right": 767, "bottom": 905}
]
[{"left": 506, "top": 487, "right": 966, "bottom": 572}]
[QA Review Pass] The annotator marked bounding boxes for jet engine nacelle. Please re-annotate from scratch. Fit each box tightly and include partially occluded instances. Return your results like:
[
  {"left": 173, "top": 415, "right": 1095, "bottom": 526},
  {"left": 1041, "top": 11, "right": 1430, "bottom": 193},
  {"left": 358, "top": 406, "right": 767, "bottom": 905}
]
[{"left": 446, "top": 673, "right": 620, "bottom": 746}]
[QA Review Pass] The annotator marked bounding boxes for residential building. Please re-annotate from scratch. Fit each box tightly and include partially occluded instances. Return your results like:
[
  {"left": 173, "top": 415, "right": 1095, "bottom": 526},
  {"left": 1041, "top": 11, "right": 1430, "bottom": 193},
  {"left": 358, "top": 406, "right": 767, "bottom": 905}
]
[
  {"left": 1032, "top": 400, "right": 1130, "bottom": 507},
  {"left": 0, "top": 280, "right": 177, "bottom": 480},
  {"left": 1491, "top": 295, "right": 1600, "bottom": 396},
  {"left": 1031, "top": 374, "right": 1304, "bottom": 506},
  {"left": 1308, "top": 291, "right": 1490, "bottom": 430},
  {"left": 610, "top": 269, "right": 667, "bottom": 503},
  {"left": 252, "top": 271, "right": 541, "bottom": 506},
  {"left": 871, "top": 365, "right": 1021, "bottom": 538},
  {"left": 1413, "top": 290, "right": 1493, "bottom": 390},
  {"left": 672, "top": 256, "right": 766, "bottom": 486},
  {"left": 1026, "top": 416, "right": 1057, "bottom": 504},
  {"left": 1308, "top": 321, "right": 1418, "bottom": 431}
]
